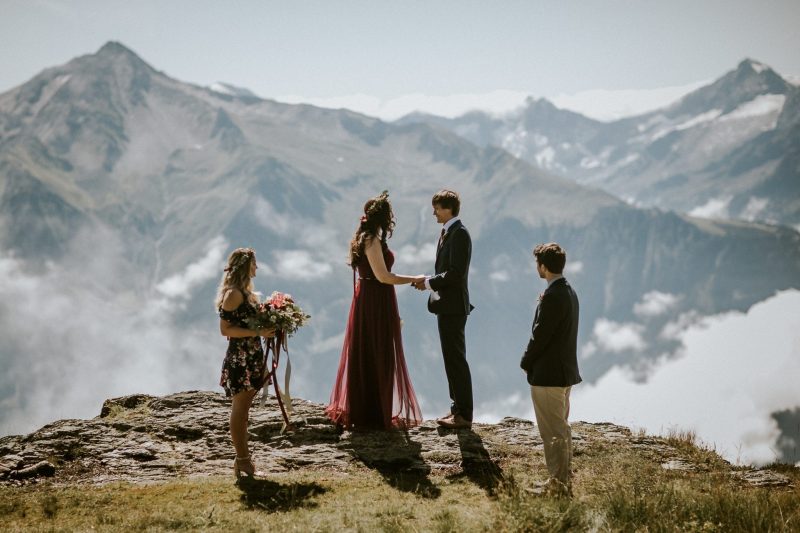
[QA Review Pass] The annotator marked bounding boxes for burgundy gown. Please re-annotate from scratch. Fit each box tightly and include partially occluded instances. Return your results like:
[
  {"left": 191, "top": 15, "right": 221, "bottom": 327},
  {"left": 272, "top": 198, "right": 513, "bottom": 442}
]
[{"left": 326, "top": 245, "right": 423, "bottom": 429}]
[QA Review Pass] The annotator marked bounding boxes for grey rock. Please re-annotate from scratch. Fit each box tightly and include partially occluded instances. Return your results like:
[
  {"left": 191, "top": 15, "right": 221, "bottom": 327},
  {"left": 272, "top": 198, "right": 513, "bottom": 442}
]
[
  {"left": 661, "top": 459, "right": 697, "bottom": 472},
  {"left": 732, "top": 469, "right": 792, "bottom": 487},
  {"left": 0, "top": 391, "right": 792, "bottom": 490}
]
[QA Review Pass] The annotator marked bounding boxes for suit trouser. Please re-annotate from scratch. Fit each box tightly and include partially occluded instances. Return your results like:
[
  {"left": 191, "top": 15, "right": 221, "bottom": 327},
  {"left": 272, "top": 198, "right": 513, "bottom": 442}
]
[
  {"left": 530, "top": 386, "right": 572, "bottom": 483},
  {"left": 437, "top": 314, "right": 473, "bottom": 421}
]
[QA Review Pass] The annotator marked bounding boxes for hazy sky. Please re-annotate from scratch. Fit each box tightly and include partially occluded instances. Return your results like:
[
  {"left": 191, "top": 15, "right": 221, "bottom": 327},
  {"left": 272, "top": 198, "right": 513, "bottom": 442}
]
[{"left": 2, "top": 0, "right": 799, "bottom": 102}]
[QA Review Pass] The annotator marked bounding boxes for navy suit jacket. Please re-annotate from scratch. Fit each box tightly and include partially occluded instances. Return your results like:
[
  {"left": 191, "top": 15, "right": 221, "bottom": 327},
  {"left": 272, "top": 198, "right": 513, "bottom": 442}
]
[
  {"left": 427, "top": 220, "right": 473, "bottom": 316},
  {"left": 520, "top": 278, "right": 582, "bottom": 387}
]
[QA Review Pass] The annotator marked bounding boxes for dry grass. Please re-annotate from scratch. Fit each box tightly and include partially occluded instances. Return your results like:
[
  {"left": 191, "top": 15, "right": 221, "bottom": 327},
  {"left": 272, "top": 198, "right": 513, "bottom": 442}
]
[{"left": 1, "top": 427, "right": 798, "bottom": 532}]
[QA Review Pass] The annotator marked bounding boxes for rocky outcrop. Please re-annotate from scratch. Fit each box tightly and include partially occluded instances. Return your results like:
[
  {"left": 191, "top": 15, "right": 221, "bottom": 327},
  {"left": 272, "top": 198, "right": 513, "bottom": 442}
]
[{"left": 0, "top": 391, "right": 791, "bottom": 488}]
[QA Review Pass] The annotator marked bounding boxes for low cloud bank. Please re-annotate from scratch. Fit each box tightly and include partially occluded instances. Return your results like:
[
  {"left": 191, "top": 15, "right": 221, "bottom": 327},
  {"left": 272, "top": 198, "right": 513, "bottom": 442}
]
[
  {"left": 0, "top": 235, "right": 229, "bottom": 436},
  {"left": 477, "top": 290, "right": 800, "bottom": 466}
]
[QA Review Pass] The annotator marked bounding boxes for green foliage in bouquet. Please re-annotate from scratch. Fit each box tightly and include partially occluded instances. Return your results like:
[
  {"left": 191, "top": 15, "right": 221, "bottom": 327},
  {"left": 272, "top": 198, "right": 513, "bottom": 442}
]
[{"left": 246, "top": 291, "right": 310, "bottom": 336}]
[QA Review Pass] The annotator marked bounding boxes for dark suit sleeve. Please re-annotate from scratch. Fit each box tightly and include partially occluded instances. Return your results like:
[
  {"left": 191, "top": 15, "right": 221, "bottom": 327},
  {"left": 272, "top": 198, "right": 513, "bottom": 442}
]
[
  {"left": 428, "top": 228, "right": 470, "bottom": 292},
  {"left": 520, "top": 291, "right": 567, "bottom": 371}
]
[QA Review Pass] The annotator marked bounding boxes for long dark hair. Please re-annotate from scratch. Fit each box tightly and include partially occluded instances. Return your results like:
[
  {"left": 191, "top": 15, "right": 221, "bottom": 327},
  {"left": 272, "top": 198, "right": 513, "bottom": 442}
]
[{"left": 348, "top": 190, "right": 395, "bottom": 266}]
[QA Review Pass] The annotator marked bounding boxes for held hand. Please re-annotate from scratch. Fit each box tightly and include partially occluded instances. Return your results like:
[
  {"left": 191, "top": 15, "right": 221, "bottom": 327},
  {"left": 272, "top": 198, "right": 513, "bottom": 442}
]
[
  {"left": 411, "top": 277, "right": 426, "bottom": 290},
  {"left": 258, "top": 327, "right": 276, "bottom": 338}
]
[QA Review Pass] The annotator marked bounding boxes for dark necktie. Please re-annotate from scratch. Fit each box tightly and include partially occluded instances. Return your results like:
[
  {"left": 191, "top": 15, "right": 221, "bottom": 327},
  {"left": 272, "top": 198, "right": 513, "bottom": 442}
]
[{"left": 438, "top": 228, "right": 446, "bottom": 250}]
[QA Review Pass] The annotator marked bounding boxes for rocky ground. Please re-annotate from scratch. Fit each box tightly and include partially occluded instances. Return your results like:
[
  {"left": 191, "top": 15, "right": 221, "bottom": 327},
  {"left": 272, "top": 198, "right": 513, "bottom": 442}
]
[{"left": 0, "top": 390, "right": 791, "bottom": 489}]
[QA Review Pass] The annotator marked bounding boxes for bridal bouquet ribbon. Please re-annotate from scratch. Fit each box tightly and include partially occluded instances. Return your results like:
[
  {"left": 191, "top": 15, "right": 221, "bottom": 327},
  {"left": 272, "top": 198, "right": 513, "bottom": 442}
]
[{"left": 246, "top": 291, "right": 310, "bottom": 432}]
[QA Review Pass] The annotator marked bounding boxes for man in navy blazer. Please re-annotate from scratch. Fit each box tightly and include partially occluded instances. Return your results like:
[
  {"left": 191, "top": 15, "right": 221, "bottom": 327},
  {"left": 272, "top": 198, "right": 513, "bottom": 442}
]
[
  {"left": 520, "top": 242, "right": 581, "bottom": 495},
  {"left": 413, "top": 189, "right": 474, "bottom": 429}
]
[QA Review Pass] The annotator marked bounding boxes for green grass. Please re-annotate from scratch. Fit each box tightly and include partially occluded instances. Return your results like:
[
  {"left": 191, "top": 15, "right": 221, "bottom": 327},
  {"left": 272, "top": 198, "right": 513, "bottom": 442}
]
[{"left": 1, "top": 429, "right": 798, "bottom": 532}]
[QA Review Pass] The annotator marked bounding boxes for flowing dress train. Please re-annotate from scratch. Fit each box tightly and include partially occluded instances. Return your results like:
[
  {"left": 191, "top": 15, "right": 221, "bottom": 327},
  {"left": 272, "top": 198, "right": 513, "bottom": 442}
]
[{"left": 326, "top": 245, "right": 423, "bottom": 429}]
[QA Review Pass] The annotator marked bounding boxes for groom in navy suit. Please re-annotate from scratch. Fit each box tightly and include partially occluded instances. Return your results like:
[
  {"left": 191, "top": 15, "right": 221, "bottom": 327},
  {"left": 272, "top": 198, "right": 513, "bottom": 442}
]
[{"left": 413, "top": 189, "right": 474, "bottom": 429}]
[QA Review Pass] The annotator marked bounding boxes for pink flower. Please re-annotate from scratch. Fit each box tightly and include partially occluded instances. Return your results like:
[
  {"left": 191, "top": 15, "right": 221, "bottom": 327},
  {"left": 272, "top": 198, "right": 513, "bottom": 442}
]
[{"left": 269, "top": 291, "right": 289, "bottom": 309}]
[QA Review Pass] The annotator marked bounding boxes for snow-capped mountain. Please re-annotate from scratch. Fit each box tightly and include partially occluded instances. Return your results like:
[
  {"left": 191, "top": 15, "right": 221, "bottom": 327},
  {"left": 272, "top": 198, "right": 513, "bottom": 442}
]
[
  {"left": 1, "top": 44, "right": 798, "bottom": 461},
  {"left": 398, "top": 60, "right": 800, "bottom": 228}
]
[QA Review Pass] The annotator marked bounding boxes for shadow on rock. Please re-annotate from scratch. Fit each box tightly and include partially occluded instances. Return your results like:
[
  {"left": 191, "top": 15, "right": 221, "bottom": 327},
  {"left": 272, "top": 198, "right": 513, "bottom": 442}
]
[
  {"left": 348, "top": 430, "right": 441, "bottom": 499},
  {"left": 442, "top": 428, "right": 504, "bottom": 496},
  {"left": 237, "top": 477, "right": 326, "bottom": 512}
]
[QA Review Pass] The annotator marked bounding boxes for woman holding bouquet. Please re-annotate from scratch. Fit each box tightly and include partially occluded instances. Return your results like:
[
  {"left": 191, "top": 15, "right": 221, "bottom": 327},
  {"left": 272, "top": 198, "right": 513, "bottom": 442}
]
[
  {"left": 326, "top": 191, "right": 425, "bottom": 430},
  {"left": 216, "top": 247, "right": 275, "bottom": 479}
]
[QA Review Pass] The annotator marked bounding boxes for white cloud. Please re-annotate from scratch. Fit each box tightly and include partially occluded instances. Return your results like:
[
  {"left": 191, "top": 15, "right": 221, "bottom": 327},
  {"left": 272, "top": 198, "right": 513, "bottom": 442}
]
[
  {"left": 565, "top": 261, "right": 583, "bottom": 275},
  {"left": 273, "top": 249, "right": 333, "bottom": 280},
  {"left": 550, "top": 81, "right": 708, "bottom": 121},
  {"left": 741, "top": 197, "right": 769, "bottom": 222},
  {"left": 275, "top": 81, "right": 706, "bottom": 123},
  {"left": 156, "top": 236, "right": 228, "bottom": 298},
  {"left": 395, "top": 242, "right": 436, "bottom": 266},
  {"left": 580, "top": 341, "right": 598, "bottom": 360},
  {"left": 572, "top": 290, "right": 800, "bottom": 466},
  {"left": 308, "top": 332, "right": 346, "bottom": 355},
  {"left": 475, "top": 291, "right": 800, "bottom": 466},
  {"left": 633, "top": 291, "right": 681, "bottom": 318},
  {"left": 252, "top": 197, "right": 293, "bottom": 235},
  {"left": 659, "top": 310, "right": 702, "bottom": 341},
  {"left": 592, "top": 318, "right": 647, "bottom": 353},
  {"left": 0, "top": 240, "right": 224, "bottom": 437},
  {"left": 490, "top": 270, "right": 510, "bottom": 282},
  {"left": 475, "top": 392, "right": 530, "bottom": 424},
  {"left": 276, "top": 89, "right": 531, "bottom": 121},
  {"left": 688, "top": 196, "right": 733, "bottom": 219}
]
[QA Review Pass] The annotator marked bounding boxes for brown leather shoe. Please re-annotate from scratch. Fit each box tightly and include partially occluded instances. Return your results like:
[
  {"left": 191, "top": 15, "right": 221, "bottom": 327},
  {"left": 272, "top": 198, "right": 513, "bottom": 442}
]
[
  {"left": 437, "top": 414, "right": 472, "bottom": 429},
  {"left": 436, "top": 413, "right": 454, "bottom": 424}
]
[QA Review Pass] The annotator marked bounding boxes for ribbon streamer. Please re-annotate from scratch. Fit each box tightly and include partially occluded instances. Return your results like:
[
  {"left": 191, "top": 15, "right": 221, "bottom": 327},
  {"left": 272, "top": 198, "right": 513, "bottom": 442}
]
[{"left": 259, "top": 332, "right": 293, "bottom": 432}]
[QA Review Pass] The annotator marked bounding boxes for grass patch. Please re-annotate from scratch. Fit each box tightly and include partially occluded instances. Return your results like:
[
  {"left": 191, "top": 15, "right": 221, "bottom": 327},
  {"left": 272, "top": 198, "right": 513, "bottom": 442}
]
[
  {"left": 102, "top": 401, "right": 152, "bottom": 421},
  {"left": 2, "top": 426, "right": 798, "bottom": 532},
  {"left": 604, "top": 481, "right": 799, "bottom": 531}
]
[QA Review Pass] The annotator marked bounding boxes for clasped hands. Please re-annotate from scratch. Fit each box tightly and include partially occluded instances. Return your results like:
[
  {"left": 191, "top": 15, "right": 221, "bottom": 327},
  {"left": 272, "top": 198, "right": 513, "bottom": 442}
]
[{"left": 411, "top": 276, "right": 427, "bottom": 291}]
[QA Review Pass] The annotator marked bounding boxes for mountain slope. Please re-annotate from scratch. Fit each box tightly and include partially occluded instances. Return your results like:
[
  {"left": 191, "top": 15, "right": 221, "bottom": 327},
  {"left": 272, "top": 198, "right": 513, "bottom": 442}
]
[
  {"left": 399, "top": 59, "right": 800, "bottom": 227},
  {"left": 1, "top": 44, "right": 798, "bottom": 452}
]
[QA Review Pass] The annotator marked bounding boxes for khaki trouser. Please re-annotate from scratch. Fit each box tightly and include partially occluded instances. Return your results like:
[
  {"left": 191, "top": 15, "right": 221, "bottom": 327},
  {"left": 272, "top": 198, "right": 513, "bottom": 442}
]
[{"left": 531, "top": 386, "right": 572, "bottom": 483}]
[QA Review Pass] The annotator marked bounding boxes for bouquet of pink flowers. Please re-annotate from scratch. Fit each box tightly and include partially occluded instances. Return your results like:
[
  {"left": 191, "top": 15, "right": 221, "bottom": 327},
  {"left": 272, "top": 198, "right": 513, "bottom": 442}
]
[{"left": 246, "top": 291, "right": 310, "bottom": 336}]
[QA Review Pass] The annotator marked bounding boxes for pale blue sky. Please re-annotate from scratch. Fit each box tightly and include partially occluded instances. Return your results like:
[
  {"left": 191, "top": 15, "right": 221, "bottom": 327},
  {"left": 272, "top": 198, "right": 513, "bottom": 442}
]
[{"left": 2, "top": 0, "right": 799, "bottom": 99}]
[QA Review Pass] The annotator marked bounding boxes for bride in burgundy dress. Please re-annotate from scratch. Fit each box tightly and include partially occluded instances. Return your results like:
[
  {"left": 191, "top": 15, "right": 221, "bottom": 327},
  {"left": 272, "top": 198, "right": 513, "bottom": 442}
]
[{"left": 326, "top": 191, "right": 425, "bottom": 430}]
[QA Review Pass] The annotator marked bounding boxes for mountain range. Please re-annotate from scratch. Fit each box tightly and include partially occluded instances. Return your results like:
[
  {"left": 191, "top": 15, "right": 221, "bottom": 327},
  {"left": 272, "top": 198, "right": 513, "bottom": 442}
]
[
  {"left": 398, "top": 59, "right": 800, "bottom": 229},
  {"left": 0, "top": 43, "right": 798, "bottom": 461}
]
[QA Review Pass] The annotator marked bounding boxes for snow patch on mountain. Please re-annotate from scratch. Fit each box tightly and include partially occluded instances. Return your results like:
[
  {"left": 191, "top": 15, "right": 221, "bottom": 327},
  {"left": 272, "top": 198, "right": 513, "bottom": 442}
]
[
  {"left": 535, "top": 146, "right": 556, "bottom": 169},
  {"left": 719, "top": 94, "right": 786, "bottom": 123},
  {"left": 651, "top": 109, "right": 723, "bottom": 141},
  {"left": 209, "top": 82, "right": 258, "bottom": 98},
  {"left": 688, "top": 196, "right": 733, "bottom": 219}
]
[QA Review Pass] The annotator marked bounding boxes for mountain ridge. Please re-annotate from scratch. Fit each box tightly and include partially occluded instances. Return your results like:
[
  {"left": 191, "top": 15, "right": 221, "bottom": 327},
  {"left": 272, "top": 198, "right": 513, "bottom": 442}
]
[
  {"left": 1, "top": 43, "right": 798, "bottom": 464},
  {"left": 398, "top": 58, "right": 800, "bottom": 228}
]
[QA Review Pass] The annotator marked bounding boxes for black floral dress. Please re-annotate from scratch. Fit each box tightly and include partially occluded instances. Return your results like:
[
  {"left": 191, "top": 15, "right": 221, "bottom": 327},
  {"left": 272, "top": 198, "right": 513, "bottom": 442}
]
[{"left": 219, "top": 301, "right": 267, "bottom": 397}]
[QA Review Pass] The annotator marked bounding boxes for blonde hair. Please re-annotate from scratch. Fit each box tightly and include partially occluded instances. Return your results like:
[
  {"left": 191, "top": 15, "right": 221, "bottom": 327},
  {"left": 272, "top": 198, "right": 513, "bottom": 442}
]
[{"left": 214, "top": 247, "right": 259, "bottom": 309}]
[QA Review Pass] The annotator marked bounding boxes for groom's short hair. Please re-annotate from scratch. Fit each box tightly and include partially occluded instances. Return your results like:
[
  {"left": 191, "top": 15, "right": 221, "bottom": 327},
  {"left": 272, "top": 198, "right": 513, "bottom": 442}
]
[
  {"left": 432, "top": 189, "right": 460, "bottom": 216},
  {"left": 533, "top": 243, "right": 566, "bottom": 274}
]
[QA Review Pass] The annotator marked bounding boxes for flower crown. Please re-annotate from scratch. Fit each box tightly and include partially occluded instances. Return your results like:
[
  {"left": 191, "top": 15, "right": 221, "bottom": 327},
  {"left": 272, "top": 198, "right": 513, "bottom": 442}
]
[
  {"left": 362, "top": 190, "right": 390, "bottom": 223},
  {"left": 224, "top": 250, "right": 253, "bottom": 273}
]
